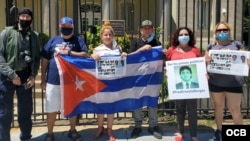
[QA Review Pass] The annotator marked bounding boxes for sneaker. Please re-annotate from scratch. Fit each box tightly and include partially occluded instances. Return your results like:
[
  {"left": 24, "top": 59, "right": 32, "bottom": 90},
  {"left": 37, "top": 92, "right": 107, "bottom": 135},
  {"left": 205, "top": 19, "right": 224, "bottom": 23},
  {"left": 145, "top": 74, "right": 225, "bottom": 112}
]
[
  {"left": 131, "top": 127, "right": 142, "bottom": 138},
  {"left": 148, "top": 125, "right": 162, "bottom": 139},
  {"left": 213, "top": 129, "right": 221, "bottom": 141}
]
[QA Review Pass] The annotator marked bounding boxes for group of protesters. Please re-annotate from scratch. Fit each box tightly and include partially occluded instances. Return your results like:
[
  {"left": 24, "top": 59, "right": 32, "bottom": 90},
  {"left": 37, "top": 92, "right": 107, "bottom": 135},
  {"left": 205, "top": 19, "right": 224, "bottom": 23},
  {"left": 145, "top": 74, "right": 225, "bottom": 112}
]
[{"left": 0, "top": 7, "right": 248, "bottom": 141}]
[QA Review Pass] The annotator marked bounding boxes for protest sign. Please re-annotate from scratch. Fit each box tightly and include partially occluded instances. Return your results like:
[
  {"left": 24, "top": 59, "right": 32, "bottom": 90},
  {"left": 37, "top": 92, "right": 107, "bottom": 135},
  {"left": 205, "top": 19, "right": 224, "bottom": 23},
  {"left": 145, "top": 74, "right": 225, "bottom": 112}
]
[
  {"left": 166, "top": 57, "right": 209, "bottom": 100},
  {"left": 207, "top": 50, "right": 250, "bottom": 76},
  {"left": 96, "top": 56, "right": 126, "bottom": 79}
]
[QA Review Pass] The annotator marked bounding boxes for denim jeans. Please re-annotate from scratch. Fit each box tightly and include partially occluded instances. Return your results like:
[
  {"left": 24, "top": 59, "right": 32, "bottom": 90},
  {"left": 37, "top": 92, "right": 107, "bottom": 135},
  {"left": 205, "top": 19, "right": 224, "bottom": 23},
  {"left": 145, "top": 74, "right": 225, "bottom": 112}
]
[
  {"left": 0, "top": 72, "right": 33, "bottom": 141},
  {"left": 133, "top": 107, "right": 158, "bottom": 128}
]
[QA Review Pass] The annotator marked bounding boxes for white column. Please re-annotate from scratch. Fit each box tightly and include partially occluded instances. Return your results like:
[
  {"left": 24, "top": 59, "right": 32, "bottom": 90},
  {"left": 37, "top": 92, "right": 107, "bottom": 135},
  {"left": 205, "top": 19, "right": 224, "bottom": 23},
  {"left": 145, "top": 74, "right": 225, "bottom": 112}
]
[
  {"left": 42, "top": 0, "right": 57, "bottom": 36},
  {"left": 159, "top": 0, "right": 171, "bottom": 44},
  {"left": 102, "top": 0, "right": 114, "bottom": 21}
]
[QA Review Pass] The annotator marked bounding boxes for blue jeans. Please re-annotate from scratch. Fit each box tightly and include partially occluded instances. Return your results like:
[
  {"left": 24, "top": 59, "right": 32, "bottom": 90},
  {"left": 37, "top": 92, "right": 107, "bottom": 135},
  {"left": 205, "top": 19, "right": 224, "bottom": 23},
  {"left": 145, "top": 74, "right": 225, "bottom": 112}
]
[
  {"left": 133, "top": 107, "right": 158, "bottom": 128},
  {"left": 0, "top": 72, "right": 33, "bottom": 141}
]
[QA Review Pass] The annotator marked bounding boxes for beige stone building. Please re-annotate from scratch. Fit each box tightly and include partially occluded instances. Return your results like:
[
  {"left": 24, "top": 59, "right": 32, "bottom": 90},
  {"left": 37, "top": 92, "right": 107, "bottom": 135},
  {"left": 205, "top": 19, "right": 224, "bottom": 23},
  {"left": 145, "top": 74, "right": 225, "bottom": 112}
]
[{"left": 0, "top": 0, "right": 245, "bottom": 47}]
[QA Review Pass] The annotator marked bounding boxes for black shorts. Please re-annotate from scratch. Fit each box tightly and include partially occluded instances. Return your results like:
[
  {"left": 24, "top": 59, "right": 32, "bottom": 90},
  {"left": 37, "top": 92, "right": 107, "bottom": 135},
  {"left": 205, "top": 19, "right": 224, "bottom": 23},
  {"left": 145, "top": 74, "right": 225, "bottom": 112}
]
[{"left": 208, "top": 83, "right": 243, "bottom": 93}]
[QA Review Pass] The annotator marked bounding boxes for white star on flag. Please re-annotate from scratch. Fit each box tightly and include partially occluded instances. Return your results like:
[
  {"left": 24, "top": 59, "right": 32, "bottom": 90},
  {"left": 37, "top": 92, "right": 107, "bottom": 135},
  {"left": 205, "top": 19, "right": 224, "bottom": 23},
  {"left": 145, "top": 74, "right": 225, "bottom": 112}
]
[{"left": 75, "top": 75, "right": 85, "bottom": 91}]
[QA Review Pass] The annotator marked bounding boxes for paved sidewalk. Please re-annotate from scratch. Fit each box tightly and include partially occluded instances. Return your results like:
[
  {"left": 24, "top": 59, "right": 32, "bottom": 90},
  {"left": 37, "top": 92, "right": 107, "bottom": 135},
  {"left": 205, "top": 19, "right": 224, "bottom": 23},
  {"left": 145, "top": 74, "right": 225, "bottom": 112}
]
[
  {"left": 11, "top": 122, "right": 215, "bottom": 141},
  {"left": 11, "top": 98, "right": 217, "bottom": 141}
]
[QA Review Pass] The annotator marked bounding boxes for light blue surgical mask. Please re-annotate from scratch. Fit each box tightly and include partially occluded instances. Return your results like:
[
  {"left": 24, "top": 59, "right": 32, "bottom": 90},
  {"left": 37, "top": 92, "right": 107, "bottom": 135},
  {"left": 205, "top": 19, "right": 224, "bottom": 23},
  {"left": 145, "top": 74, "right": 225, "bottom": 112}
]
[
  {"left": 147, "top": 32, "right": 155, "bottom": 42},
  {"left": 216, "top": 33, "right": 229, "bottom": 41},
  {"left": 178, "top": 35, "right": 190, "bottom": 45}
]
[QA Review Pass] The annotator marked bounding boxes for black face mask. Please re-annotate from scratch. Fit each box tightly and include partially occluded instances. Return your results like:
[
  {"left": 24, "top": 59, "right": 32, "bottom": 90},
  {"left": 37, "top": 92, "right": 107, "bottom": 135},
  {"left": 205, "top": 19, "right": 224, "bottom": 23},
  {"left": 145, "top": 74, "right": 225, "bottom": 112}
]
[
  {"left": 60, "top": 28, "right": 73, "bottom": 36},
  {"left": 19, "top": 20, "right": 32, "bottom": 28}
]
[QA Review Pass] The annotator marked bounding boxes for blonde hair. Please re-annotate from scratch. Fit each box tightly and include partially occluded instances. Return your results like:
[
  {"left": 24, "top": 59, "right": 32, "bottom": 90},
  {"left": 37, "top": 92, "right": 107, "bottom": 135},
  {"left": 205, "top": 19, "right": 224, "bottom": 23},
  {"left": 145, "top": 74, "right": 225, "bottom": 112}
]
[
  {"left": 100, "top": 21, "right": 115, "bottom": 37},
  {"left": 213, "top": 21, "right": 232, "bottom": 41},
  {"left": 213, "top": 21, "right": 232, "bottom": 34}
]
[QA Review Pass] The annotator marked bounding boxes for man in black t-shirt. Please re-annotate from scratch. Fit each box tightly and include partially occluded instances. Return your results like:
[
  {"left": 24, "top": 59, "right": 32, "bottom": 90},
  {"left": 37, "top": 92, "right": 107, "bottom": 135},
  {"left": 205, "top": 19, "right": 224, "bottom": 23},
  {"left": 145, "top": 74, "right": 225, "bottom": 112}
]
[
  {"left": 129, "top": 20, "right": 161, "bottom": 53},
  {"left": 129, "top": 20, "right": 162, "bottom": 139}
]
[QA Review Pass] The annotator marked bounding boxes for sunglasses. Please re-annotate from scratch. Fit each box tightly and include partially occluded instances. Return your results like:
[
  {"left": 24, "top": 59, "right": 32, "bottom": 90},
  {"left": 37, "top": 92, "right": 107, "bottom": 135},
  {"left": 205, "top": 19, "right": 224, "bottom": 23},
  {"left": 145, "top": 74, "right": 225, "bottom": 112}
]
[{"left": 216, "top": 28, "right": 229, "bottom": 32}]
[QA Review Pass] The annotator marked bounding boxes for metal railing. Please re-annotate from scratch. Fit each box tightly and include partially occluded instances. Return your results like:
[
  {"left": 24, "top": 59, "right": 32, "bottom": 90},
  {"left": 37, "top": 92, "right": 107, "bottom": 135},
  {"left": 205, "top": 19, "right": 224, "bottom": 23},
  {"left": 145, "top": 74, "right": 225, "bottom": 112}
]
[{"left": 5, "top": 0, "right": 250, "bottom": 127}]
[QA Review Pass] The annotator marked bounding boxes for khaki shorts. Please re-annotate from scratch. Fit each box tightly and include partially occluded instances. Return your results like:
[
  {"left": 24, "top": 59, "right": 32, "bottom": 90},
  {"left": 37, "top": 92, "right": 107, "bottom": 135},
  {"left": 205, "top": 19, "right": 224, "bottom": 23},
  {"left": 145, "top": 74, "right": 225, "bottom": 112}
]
[{"left": 45, "top": 83, "right": 62, "bottom": 113}]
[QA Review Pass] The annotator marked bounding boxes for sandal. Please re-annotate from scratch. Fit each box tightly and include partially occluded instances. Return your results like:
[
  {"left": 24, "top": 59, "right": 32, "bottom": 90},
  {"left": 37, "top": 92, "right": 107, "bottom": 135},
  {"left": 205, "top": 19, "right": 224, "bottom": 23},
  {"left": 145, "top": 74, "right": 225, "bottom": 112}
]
[
  {"left": 68, "top": 129, "right": 82, "bottom": 141},
  {"left": 107, "top": 128, "right": 116, "bottom": 141},
  {"left": 175, "top": 133, "right": 183, "bottom": 141},
  {"left": 93, "top": 126, "right": 104, "bottom": 140},
  {"left": 44, "top": 133, "right": 54, "bottom": 141},
  {"left": 109, "top": 135, "right": 116, "bottom": 141}
]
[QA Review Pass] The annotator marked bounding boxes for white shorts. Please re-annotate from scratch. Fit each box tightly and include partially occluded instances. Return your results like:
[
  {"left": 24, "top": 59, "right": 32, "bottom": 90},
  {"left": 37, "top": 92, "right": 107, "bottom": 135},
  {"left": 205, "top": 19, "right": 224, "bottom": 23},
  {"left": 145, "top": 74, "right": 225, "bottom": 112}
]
[{"left": 45, "top": 83, "right": 61, "bottom": 113}]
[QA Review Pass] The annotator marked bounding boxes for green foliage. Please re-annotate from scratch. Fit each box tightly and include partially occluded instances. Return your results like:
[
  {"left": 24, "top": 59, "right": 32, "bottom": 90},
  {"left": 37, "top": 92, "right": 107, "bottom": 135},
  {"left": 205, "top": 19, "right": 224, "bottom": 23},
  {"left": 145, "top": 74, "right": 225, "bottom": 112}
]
[
  {"left": 155, "top": 26, "right": 162, "bottom": 40},
  {"left": 243, "top": 0, "right": 250, "bottom": 32},
  {"left": 115, "top": 34, "right": 131, "bottom": 53},
  {"left": 164, "top": 41, "right": 170, "bottom": 49},
  {"left": 85, "top": 25, "right": 101, "bottom": 54},
  {"left": 244, "top": 76, "right": 250, "bottom": 85},
  {"left": 160, "top": 73, "right": 168, "bottom": 99},
  {"left": 86, "top": 25, "right": 132, "bottom": 54},
  {"left": 160, "top": 29, "right": 170, "bottom": 101},
  {"left": 243, "top": 17, "right": 250, "bottom": 32},
  {"left": 38, "top": 32, "right": 49, "bottom": 48}
]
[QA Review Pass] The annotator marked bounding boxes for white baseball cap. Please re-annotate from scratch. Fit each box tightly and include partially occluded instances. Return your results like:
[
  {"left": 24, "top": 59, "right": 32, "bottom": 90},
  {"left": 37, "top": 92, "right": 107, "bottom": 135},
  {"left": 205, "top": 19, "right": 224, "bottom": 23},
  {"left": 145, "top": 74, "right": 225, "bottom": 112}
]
[{"left": 141, "top": 20, "right": 153, "bottom": 27}]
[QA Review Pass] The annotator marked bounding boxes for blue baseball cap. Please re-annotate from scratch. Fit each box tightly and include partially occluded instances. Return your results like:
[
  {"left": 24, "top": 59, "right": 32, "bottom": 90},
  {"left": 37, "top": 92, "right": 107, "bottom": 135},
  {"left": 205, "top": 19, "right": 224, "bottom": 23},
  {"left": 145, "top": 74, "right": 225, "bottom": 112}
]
[{"left": 60, "top": 17, "right": 73, "bottom": 26}]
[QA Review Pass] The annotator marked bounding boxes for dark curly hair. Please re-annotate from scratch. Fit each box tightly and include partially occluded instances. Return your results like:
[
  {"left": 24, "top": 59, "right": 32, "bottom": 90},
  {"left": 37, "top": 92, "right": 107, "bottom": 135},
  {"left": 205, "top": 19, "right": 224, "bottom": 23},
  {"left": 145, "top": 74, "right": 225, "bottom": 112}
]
[{"left": 170, "top": 27, "right": 196, "bottom": 47}]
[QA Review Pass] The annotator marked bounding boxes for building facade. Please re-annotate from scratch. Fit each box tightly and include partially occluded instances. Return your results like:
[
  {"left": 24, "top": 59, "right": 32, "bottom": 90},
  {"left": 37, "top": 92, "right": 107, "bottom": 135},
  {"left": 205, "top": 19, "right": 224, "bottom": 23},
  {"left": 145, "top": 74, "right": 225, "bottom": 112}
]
[
  {"left": 1, "top": 0, "right": 248, "bottom": 48},
  {"left": 1, "top": 0, "right": 250, "bottom": 123}
]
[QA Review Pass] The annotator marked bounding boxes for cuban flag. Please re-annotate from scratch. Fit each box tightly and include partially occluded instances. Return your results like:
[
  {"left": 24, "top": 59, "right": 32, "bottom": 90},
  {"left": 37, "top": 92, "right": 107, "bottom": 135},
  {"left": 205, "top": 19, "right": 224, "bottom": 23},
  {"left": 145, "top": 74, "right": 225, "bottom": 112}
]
[{"left": 55, "top": 46, "right": 163, "bottom": 118}]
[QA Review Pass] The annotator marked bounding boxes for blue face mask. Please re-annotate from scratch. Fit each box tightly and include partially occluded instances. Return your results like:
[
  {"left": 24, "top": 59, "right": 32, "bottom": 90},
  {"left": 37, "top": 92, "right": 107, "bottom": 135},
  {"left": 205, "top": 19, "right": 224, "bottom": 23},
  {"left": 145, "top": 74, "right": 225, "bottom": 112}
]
[
  {"left": 60, "top": 28, "right": 73, "bottom": 36},
  {"left": 216, "top": 33, "right": 229, "bottom": 41},
  {"left": 147, "top": 32, "right": 155, "bottom": 42},
  {"left": 178, "top": 35, "right": 190, "bottom": 45}
]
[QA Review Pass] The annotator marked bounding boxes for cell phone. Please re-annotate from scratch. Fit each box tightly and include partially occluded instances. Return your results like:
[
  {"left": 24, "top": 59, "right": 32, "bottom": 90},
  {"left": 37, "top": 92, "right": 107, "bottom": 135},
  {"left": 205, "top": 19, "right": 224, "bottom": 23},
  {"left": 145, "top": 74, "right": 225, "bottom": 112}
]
[{"left": 23, "top": 83, "right": 29, "bottom": 90}]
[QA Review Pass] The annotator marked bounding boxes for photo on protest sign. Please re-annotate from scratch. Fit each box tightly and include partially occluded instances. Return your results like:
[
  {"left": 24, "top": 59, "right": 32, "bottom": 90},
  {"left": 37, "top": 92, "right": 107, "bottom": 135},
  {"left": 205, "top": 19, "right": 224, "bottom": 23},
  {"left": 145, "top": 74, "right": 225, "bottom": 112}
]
[
  {"left": 207, "top": 50, "right": 250, "bottom": 76},
  {"left": 165, "top": 57, "right": 209, "bottom": 100},
  {"left": 96, "top": 56, "right": 126, "bottom": 79}
]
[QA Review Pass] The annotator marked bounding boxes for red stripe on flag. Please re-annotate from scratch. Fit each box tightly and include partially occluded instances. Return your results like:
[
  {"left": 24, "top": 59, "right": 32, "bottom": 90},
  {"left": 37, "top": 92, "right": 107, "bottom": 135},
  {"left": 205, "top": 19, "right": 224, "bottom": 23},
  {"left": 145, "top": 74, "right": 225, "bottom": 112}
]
[{"left": 57, "top": 56, "right": 106, "bottom": 116}]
